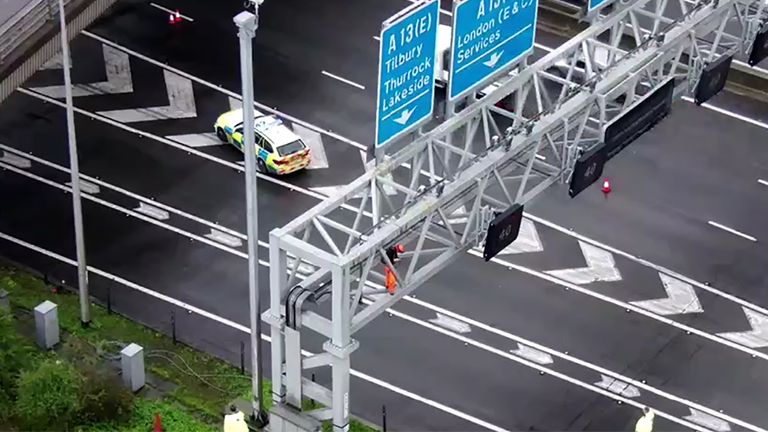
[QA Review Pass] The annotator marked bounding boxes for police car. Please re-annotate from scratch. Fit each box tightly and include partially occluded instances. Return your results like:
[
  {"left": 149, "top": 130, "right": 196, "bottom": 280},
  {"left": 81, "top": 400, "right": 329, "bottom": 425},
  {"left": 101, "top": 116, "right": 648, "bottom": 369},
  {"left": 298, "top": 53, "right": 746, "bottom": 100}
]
[{"left": 214, "top": 108, "right": 311, "bottom": 175}]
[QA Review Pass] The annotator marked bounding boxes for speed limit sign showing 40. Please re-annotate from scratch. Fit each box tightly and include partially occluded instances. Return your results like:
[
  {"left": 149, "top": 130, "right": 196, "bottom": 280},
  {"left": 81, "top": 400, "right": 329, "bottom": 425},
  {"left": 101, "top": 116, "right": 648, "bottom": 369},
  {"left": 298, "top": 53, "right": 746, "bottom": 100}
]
[{"left": 482, "top": 203, "right": 524, "bottom": 261}]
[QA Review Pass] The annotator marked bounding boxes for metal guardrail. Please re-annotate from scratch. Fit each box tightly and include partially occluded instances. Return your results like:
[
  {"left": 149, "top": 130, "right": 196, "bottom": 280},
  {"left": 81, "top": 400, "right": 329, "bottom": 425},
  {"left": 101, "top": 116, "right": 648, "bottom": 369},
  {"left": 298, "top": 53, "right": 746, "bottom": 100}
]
[
  {"left": 0, "top": 0, "right": 59, "bottom": 65},
  {"left": 0, "top": 0, "right": 118, "bottom": 105}
]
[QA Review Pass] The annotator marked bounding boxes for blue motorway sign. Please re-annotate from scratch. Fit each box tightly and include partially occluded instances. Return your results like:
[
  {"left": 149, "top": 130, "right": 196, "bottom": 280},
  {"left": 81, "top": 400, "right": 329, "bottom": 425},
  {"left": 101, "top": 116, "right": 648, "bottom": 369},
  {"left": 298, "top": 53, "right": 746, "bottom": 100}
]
[
  {"left": 375, "top": 0, "right": 439, "bottom": 148},
  {"left": 588, "top": 0, "right": 611, "bottom": 12},
  {"left": 449, "top": 0, "right": 538, "bottom": 101}
]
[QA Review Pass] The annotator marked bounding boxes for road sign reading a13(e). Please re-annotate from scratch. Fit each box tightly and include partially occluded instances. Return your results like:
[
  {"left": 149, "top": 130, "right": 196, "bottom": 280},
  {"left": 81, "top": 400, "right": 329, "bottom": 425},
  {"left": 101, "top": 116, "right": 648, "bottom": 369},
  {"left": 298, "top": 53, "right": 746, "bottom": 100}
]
[
  {"left": 375, "top": 0, "right": 439, "bottom": 149},
  {"left": 449, "top": 0, "right": 538, "bottom": 101}
]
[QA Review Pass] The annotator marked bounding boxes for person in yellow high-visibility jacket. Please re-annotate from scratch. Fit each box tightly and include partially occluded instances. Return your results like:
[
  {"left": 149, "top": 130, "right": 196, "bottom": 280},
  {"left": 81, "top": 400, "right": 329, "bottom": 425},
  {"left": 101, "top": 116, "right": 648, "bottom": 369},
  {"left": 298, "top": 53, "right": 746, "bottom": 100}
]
[
  {"left": 223, "top": 405, "right": 249, "bottom": 432},
  {"left": 635, "top": 407, "right": 655, "bottom": 432}
]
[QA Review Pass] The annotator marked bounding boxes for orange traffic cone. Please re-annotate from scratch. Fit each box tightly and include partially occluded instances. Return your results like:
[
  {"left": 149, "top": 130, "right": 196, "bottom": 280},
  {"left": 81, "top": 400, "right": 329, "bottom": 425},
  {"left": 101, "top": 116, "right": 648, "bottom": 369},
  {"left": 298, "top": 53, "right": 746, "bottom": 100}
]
[
  {"left": 154, "top": 413, "right": 163, "bottom": 432},
  {"left": 601, "top": 179, "right": 612, "bottom": 194}
]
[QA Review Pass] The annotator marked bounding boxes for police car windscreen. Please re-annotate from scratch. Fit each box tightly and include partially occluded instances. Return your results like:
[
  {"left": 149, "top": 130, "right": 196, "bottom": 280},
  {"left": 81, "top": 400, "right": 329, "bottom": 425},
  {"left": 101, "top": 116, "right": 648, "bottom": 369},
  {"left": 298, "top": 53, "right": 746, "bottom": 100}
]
[{"left": 277, "top": 140, "right": 305, "bottom": 157}]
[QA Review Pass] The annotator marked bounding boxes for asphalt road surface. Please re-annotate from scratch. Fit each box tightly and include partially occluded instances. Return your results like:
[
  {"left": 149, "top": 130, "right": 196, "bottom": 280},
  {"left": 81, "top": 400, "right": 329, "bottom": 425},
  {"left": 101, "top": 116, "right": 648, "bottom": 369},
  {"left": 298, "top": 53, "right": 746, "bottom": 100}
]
[{"left": 2, "top": 0, "right": 768, "bottom": 431}]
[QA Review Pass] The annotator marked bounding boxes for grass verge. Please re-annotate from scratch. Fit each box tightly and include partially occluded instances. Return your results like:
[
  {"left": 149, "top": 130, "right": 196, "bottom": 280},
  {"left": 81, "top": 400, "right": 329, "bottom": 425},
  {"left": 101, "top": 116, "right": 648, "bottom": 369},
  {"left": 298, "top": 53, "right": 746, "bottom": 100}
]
[{"left": 1, "top": 265, "right": 378, "bottom": 431}]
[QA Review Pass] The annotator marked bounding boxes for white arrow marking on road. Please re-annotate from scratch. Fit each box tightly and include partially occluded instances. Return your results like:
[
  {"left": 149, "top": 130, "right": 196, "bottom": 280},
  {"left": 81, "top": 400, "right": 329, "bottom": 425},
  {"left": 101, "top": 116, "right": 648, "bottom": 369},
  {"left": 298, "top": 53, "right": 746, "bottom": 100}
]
[
  {"left": 205, "top": 229, "right": 242, "bottom": 247},
  {"left": 166, "top": 133, "right": 222, "bottom": 148},
  {"left": 41, "top": 52, "right": 70, "bottom": 69},
  {"left": 500, "top": 218, "right": 543, "bottom": 254},
  {"left": 286, "top": 256, "right": 316, "bottom": 275},
  {"left": 0, "top": 151, "right": 31, "bottom": 169},
  {"left": 98, "top": 70, "right": 196, "bottom": 122},
  {"left": 545, "top": 241, "right": 621, "bottom": 284},
  {"left": 483, "top": 51, "right": 503, "bottom": 68},
  {"left": 717, "top": 307, "right": 768, "bottom": 348},
  {"left": 393, "top": 108, "right": 415, "bottom": 125},
  {"left": 291, "top": 123, "right": 329, "bottom": 170},
  {"left": 447, "top": 206, "right": 468, "bottom": 224},
  {"left": 429, "top": 313, "right": 471, "bottom": 334},
  {"left": 311, "top": 177, "right": 397, "bottom": 199},
  {"left": 593, "top": 375, "right": 641, "bottom": 398},
  {"left": 228, "top": 96, "right": 241, "bottom": 111},
  {"left": 509, "top": 344, "right": 553, "bottom": 365},
  {"left": 631, "top": 273, "right": 703, "bottom": 315},
  {"left": 133, "top": 202, "right": 169, "bottom": 221},
  {"left": 66, "top": 179, "right": 100, "bottom": 195},
  {"left": 32, "top": 45, "right": 133, "bottom": 98},
  {"left": 684, "top": 409, "right": 731, "bottom": 431}
]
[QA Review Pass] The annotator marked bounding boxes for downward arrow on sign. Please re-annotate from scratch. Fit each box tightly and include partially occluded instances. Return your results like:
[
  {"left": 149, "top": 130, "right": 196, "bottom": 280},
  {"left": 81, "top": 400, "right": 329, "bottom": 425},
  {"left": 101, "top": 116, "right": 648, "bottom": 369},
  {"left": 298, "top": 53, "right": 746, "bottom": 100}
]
[
  {"left": 393, "top": 107, "right": 415, "bottom": 125},
  {"left": 631, "top": 273, "right": 703, "bottom": 315},
  {"left": 483, "top": 51, "right": 503, "bottom": 68},
  {"left": 545, "top": 241, "right": 621, "bottom": 284}
]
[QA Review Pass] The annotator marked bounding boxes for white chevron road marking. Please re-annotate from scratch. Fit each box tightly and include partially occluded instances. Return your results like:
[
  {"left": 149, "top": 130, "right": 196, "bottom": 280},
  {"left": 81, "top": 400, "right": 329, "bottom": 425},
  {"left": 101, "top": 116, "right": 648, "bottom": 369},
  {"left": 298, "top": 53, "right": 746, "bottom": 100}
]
[
  {"left": 98, "top": 70, "right": 196, "bottom": 122},
  {"left": 631, "top": 273, "right": 703, "bottom": 315},
  {"left": 718, "top": 307, "right": 768, "bottom": 348},
  {"left": 545, "top": 241, "right": 621, "bottom": 284},
  {"left": 32, "top": 45, "right": 133, "bottom": 98}
]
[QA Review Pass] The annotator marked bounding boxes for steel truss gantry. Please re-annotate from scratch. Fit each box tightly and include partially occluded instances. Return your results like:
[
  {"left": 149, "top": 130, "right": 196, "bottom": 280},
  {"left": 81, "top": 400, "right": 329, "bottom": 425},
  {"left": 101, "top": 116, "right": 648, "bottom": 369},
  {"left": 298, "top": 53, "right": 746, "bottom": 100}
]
[{"left": 264, "top": 0, "right": 767, "bottom": 429}]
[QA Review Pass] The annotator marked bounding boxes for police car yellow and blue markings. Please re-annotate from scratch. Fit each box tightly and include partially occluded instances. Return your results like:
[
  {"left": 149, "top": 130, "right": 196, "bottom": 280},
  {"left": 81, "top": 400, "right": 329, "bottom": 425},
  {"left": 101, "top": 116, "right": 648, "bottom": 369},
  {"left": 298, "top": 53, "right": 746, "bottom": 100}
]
[{"left": 214, "top": 109, "right": 311, "bottom": 175}]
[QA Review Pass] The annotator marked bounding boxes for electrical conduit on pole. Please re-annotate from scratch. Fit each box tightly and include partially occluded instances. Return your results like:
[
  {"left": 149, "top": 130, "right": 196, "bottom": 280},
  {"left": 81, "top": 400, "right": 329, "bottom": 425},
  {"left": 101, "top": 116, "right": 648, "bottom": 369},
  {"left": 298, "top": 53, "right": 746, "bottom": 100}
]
[
  {"left": 235, "top": 4, "right": 268, "bottom": 427},
  {"left": 58, "top": 0, "right": 90, "bottom": 326}
]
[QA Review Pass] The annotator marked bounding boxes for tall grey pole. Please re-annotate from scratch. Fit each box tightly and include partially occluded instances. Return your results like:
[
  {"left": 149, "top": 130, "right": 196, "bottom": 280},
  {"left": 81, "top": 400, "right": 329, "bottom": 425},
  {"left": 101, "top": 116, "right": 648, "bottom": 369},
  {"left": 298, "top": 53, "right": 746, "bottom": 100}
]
[
  {"left": 58, "top": 0, "right": 90, "bottom": 326},
  {"left": 234, "top": 7, "right": 267, "bottom": 426}
]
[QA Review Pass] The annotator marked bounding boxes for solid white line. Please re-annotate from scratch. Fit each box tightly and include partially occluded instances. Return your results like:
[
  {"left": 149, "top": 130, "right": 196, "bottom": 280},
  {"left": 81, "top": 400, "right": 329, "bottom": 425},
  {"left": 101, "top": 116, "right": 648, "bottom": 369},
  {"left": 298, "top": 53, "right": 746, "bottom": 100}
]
[
  {"left": 455, "top": 24, "right": 532, "bottom": 73},
  {"left": 681, "top": 96, "right": 768, "bottom": 131},
  {"left": 149, "top": 2, "right": 194, "bottom": 21},
  {"left": 3, "top": 148, "right": 757, "bottom": 430},
  {"left": 401, "top": 295, "right": 759, "bottom": 431},
  {"left": 759, "top": 179, "right": 768, "bottom": 187},
  {"left": 321, "top": 70, "right": 366, "bottom": 90},
  {"left": 533, "top": 42, "right": 768, "bottom": 132},
  {"left": 365, "top": 300, "right": 709, "bottom": 432},
  {"left": 0, "top": 230, "right": 509, "bottom": 432},
  {"left": 472, "top": 248, "right": 768, "bottom": 362},
  {"left": 18, "top": 88, "right": 370, "bottom": 219},
  {"left": 0, "top": 143, "right": 245, "bottom": 240},
  {"left": 707, "top": 221, "right": 758, "bottom": 242},
  {"left": 0, "top": 161, "right": 249, "bottom": 259},
  {"left": 80, "top": 31, "right": 367, "bottom": 152},
  {"left": 72, "top": 28, "right": 768, "bottom": 361},
  {"left": 525, "top": 213, "right": 768, "bottom": 325}
]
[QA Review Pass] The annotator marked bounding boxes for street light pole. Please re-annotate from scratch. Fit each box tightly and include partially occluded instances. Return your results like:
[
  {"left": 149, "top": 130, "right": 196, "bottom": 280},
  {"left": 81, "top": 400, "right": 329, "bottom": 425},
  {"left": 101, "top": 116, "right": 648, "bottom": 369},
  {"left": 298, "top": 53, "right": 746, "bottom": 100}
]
[
  {"left": 234, "top": 5, "right": 268, "bottom": 427},
  {"left": 58, "top": 0, "right": 90, "bottom": 326}
]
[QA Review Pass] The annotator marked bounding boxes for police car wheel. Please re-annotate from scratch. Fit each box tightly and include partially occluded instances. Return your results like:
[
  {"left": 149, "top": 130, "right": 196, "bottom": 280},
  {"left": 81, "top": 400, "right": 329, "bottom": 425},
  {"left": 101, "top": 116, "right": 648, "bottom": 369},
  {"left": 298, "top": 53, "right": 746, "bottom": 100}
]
[
  {"left": 257, "top": 159, "right": 267, "bottom": 173},
  {"left": 216, "top": 128, "right": 227, "bottom": 142}
]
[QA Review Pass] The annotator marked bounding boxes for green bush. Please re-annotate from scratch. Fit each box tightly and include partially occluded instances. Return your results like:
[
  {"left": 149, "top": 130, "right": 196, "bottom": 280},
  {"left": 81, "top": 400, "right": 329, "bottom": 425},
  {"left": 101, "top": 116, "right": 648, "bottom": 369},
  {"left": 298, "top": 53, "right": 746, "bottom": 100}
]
[
  {"left": 76, "top": 367, "right": 134, "bottom": 425},
  {"left": 15, "top": 359, "right": 81, "bottom": 430},
  {"left": 0, "top": 308, "right": 35, "bottom": 421}
]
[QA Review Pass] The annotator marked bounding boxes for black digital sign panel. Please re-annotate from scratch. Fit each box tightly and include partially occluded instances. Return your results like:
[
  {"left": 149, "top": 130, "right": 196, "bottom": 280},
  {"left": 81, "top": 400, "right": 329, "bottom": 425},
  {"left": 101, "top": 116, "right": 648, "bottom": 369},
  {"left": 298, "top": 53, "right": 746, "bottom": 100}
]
[
  {"left": 483, "top": 203, "right": 524, "bottom": 262},
  {"left": 695, "top": 54, "right": 732, "bottom": 105},
  {"left": 569, "top": 143, "right": 607, "bottom": 198},
  {"left": 603, "top": 77, "right": 674, "bottom": 161},
  {"left": 749, "top": 25, "right": 768, "bottom": 67}
]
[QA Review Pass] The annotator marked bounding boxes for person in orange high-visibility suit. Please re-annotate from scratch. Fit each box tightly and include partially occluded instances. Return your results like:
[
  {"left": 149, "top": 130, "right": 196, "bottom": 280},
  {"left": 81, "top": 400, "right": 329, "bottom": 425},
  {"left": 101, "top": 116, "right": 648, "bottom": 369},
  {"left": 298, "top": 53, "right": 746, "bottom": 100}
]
[{"left": 384, "top": 266, "right": 397, "bottom": 295}]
